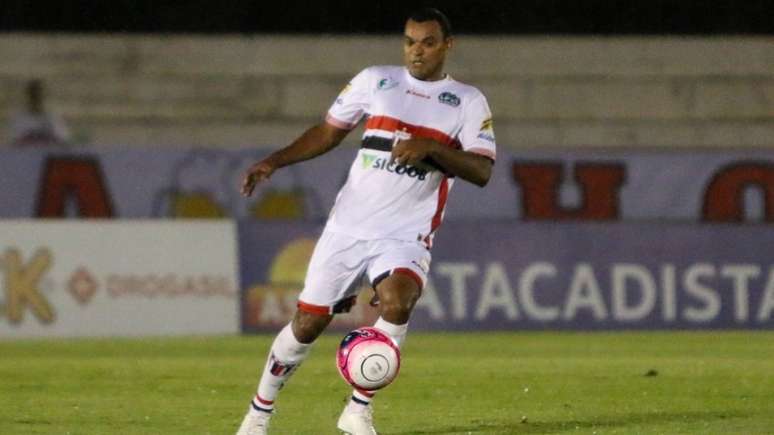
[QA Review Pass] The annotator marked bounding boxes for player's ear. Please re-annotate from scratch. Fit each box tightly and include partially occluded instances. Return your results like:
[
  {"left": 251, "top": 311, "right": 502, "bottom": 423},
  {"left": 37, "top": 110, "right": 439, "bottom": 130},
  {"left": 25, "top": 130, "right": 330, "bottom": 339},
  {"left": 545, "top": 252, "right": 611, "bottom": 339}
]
[{"left": 444, "top": 36, "right": 454, "bottom": 51}]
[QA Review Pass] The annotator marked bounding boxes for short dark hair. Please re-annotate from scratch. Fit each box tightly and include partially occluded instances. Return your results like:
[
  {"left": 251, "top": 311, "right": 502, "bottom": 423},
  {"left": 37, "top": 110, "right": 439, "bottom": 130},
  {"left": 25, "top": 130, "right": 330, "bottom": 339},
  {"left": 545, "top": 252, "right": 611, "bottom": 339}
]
[{"left": 407, "top": 8, "right": 452, "bottom": 39}]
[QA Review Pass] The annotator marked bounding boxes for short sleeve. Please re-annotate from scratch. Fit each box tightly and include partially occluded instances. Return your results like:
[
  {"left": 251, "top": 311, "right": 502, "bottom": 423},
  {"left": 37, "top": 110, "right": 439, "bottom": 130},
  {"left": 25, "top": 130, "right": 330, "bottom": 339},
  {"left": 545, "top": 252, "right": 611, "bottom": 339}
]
[
  {"left": 458, "top": 94, "right": 496, "bottom": 162},
  {"left": 326, "top": 68, "right": 373, "bottom": 130}
]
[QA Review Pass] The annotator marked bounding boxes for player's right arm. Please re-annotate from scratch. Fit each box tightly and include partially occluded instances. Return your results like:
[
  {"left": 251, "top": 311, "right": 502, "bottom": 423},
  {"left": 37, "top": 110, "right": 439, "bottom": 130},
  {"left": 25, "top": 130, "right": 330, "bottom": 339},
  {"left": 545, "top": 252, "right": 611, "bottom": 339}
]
[
  {"left": 242, "top": 67, "right": 372, "bottom": 197},
  {"left": 240, "top": 122, "right": 349, "bottom": 197}
]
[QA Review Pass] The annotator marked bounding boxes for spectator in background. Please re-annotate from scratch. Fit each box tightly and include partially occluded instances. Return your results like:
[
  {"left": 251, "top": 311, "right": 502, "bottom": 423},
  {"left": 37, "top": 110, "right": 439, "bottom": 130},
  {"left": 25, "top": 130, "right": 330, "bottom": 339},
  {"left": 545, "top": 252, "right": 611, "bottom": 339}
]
[{"left": 8, "top": 79, "right": 71, "bottom": 146}]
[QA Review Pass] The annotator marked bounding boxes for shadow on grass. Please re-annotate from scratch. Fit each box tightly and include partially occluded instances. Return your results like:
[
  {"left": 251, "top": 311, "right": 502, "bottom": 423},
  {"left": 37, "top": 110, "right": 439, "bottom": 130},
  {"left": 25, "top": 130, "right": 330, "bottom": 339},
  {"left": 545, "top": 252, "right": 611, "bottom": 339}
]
[{"left": 385, "top": 410, "right": 747, "bottom": 434}]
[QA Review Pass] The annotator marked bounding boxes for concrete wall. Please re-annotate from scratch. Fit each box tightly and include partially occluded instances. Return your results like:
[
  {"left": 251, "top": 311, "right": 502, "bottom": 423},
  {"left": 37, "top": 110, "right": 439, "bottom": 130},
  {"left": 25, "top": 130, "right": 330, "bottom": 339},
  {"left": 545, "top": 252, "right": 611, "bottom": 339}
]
[{"left": 1, "top": 34, "right": 773, "bottom": 149}]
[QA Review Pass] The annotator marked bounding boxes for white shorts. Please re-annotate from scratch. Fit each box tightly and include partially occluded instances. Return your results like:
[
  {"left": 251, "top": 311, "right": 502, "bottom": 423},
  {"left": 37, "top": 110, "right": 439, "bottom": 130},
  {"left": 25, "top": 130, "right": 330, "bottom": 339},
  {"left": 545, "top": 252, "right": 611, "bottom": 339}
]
[{"left": 297, "top": 229, "right": 431, "bottom": 315}]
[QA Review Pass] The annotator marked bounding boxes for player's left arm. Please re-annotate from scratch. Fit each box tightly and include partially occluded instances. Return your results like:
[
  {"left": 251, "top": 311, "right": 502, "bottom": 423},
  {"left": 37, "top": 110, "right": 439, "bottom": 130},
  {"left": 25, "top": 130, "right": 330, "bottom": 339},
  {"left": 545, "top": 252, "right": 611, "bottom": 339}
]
[{"left": 391, "top": 140, "right": 492, "bottom": 187}]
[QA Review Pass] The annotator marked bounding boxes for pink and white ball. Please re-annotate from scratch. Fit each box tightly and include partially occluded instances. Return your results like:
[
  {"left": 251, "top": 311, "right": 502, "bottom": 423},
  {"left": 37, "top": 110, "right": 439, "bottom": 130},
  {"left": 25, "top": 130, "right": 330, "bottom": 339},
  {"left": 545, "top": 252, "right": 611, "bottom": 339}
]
[{"left": 336, "top": 327, "right": 401, "bottom": 391}]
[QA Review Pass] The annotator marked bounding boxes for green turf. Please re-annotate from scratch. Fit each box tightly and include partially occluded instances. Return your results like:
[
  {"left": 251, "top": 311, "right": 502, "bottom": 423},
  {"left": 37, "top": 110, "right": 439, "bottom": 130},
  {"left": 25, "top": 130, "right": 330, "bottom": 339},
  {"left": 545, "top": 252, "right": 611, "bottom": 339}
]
[{"left": 1, "top": 332, "right": 774, "bottom": 434}]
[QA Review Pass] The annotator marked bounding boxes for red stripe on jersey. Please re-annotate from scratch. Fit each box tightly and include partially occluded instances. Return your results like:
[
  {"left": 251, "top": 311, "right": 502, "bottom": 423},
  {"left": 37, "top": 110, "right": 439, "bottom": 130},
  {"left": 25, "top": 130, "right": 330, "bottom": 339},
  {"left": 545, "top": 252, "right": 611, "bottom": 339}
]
[
  {"left": 297, "top": 301, "right": 331, "bottom": 315},
  {"left": 424, "top": 177, "right": 450, "bottom": 248},
  {"left": 366, "top": 116, "right": 461, "bottom": 149},
  {"left": 393, "top": 268, "right": 424, "bottom": 290}
]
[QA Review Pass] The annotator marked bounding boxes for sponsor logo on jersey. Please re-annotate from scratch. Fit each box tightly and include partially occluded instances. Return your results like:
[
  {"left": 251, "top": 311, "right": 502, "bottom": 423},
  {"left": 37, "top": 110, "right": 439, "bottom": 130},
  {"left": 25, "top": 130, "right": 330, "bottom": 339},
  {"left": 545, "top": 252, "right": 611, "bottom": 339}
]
[
  {"left": 377, "top": 77, "right": 399, "bottom": 91},
  {"left": 477, "top": 117, "right": 495, "bottom": 142},
  {"left": 361, "top": 152, "right": 429, "bottom": 180},
  {"left": 438, "top": 92, "right": 461, "bottom": 107},
  {"left": 406, "top": 89, "right": 431, "bottom": 99},
  {"left": 361, "top": 153, "right": 378, "bottom": 169}
]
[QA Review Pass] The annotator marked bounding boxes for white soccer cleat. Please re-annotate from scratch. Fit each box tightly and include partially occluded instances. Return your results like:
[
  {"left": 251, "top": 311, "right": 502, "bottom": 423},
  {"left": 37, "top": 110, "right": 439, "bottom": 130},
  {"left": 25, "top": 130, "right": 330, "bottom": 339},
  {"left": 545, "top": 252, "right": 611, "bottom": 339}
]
[
  {"left": 236, "top": 409, "right": 271, "bottom": 435},
  {"left": 337, "top": 404, "right": 377, "bottom": 435}
]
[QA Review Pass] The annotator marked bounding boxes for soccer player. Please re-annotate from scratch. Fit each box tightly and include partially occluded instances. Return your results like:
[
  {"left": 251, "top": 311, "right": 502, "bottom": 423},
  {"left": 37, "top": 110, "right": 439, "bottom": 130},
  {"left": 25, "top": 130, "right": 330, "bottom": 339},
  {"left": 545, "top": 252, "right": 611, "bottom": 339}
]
[{"left": 236, "top": 8, "right": 496, "bottom": 435}]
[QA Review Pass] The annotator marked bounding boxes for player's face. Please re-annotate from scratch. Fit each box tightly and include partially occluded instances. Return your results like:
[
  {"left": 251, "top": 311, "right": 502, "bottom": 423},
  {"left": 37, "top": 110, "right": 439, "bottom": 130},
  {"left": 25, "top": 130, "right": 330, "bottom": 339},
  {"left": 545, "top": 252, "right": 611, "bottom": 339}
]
[{"left": 403, "top": 19, "right": 452, "bottom": 81}]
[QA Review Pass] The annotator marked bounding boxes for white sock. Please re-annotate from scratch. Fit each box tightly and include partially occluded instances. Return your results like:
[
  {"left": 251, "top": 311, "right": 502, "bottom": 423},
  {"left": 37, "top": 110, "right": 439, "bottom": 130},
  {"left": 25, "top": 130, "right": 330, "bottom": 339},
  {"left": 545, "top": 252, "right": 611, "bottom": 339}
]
[
  {"left": 348, "top": 317, "right": 408, "bottom": 410},
  {"left": 347, "top": 388, "right": 376, "bottom": 411},
  {"left": 373, "top": 317, "right": 409, "bottom": 347},
  {"left": 250, "top": 323, "right": 312, "bottom": 414}
]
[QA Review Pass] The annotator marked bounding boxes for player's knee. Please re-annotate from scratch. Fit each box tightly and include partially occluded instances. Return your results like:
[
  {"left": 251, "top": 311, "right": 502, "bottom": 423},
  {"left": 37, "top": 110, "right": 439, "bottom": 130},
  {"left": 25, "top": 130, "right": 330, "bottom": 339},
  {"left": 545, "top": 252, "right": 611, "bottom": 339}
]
[
  {"left": 378, "top": 278, "right": 421, "bottom": 323},
  {"left": 291, "top": 310, "right": 332, "bottom": 344},
  {"left": 377, "top": 273, "right": 421, "bottom": 324}
]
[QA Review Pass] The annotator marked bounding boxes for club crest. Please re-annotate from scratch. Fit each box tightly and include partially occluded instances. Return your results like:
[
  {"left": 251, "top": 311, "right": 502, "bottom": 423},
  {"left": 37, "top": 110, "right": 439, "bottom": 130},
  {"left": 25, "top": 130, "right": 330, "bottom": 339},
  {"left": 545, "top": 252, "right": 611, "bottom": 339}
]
[{"left": 438, "top": 92, "right": 461, "bottom": 107}]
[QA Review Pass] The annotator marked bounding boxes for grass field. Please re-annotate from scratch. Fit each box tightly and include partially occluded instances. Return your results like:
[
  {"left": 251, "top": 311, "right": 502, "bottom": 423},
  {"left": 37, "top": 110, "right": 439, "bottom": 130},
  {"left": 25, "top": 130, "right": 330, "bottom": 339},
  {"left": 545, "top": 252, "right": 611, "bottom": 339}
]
[{"left": 1, "top": 332, "right": 774, "bottom": 434}]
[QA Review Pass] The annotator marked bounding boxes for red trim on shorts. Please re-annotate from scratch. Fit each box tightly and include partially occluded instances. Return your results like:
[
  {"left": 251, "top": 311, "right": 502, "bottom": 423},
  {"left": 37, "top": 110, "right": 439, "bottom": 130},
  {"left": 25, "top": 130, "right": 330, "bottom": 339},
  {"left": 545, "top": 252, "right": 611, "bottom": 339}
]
[
  {"left": 297, "top": 301, "right": 331, "bottom": 315},
  {"left": 394, "top": 267, "right": 423, "bottom": 290},
  {"left": 355, "top": 388, "right": 376, "bottom": 398},
  {"left": 255, "top": 395, "right": 274, "bottom": 406},
  {"left": 365, "top": 115, "right": 461, "bottom": 149}
]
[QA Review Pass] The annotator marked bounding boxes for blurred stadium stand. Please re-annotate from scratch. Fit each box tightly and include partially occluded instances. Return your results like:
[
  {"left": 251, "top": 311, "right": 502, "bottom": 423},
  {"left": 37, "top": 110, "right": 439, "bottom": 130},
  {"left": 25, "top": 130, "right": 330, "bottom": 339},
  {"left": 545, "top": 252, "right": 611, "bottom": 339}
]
[
  {"left": 1, "top": 35, "right": 773, "bottom": 148},
  {"left": 1, "top": 0, "right": 773, "bottom": 149}
]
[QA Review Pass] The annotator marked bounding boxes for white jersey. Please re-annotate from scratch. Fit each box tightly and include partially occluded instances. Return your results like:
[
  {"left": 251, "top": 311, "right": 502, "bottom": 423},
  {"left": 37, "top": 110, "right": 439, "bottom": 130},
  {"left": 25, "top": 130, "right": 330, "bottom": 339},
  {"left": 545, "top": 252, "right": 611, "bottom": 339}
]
[{"left": 324, "top": 65, "right": 496, "bottom": 247}]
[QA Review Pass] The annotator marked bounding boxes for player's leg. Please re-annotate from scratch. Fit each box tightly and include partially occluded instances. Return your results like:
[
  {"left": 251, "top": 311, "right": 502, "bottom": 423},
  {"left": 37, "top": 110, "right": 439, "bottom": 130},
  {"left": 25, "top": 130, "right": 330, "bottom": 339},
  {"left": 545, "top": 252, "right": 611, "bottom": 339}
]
[
  {"left": 344, "top": 271, "right": 421, "bottom": 398},
  {"left": 238, "top": 231, "right": 368, "bottom": 435},
  {"left": 237, "top": 310, "right": 333, "bottom": 435},
  {"left": 374, "top": 270, "right": 422, "bottom": 333},
  {"left": 254, "top": 310, "right": 333, "bottom": 410},
  {"left": 338, "top": 241, "right": 428, "bottom": 435}
]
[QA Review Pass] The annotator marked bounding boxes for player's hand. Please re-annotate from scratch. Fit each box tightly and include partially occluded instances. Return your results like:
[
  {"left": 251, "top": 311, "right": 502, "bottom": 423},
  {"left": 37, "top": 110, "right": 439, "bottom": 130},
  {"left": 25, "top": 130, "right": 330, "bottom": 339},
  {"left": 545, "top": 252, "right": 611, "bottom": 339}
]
[
  {"left": 241, "top": 160, "right": 276, "bottom": 197},
  {"left": 391, "top": 138, "right": 438, "bottom": 166}
]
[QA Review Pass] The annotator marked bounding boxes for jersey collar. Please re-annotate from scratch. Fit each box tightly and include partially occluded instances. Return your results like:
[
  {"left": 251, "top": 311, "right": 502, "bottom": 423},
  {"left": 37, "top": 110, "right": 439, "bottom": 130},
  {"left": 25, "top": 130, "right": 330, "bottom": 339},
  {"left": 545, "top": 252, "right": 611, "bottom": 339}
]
[{"left": 403, "top": 67, "right": 453, "bottom": 88}]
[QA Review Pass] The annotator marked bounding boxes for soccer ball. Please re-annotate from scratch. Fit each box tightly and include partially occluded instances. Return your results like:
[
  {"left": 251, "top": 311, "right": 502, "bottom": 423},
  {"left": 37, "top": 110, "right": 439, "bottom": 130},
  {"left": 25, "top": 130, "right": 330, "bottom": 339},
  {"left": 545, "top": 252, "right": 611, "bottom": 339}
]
[{"left": 336, "top": 327, "right": 401, "bottom": 391}]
